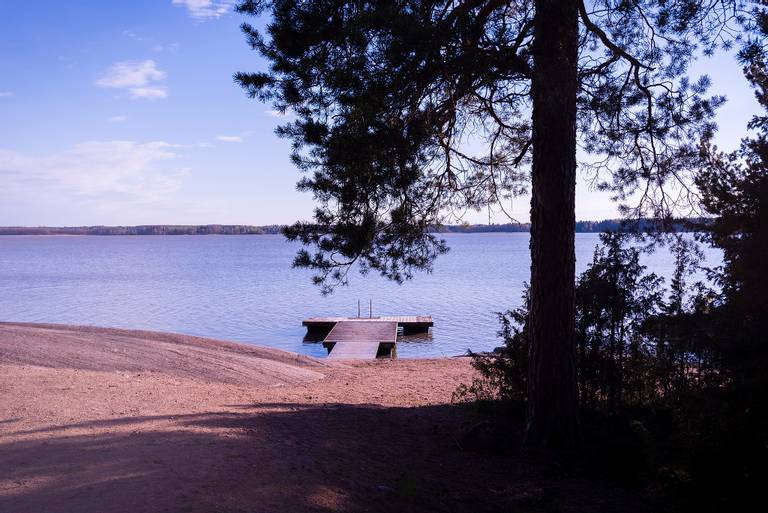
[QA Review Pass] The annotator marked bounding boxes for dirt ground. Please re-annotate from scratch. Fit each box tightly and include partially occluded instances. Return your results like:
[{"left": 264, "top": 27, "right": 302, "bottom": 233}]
[{"left": 0, "top": 323, "right": 642, "bottom": 513}]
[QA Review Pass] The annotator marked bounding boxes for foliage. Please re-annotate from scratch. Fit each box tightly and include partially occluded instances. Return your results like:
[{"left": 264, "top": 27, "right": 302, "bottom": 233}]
[
  {"left": 235, "top": 0, "right": 740, "bottom": 290},
  {"left": 682, "top": 28, "right": 768, "bottom": 511},
  {"left": 574, "top": 232, "right": 665, "bottom": 414},
  {"left": 463, "top": 203, "right": 766, "bottom": 510},
  {"left": 697, "top": 54, "right": 768, "bottom": 318},
  {"left": 460, "top": 286, "right": 530, "bottom": 406},
  {"left": 451, "top": 378, "right": 498, "bottom": 405},
  {"left": 468, "top": 233, "right": 709, "bottom": 413},
  {"left": 235, "top": 0, "right": 750, "bottom": 453},
  {"left": 236, "top": 0, "right": 767, "bottom": 479}
]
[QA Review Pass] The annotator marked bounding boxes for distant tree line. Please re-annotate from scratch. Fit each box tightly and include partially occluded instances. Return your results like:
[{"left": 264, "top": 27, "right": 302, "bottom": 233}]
[
  {"left": 0, "top": 219, "right": 705, "bottom": 236},
  {"left": 0, "top": 225, "right": 284, "bottom": 235},
  {"left": 434, "top": 218, "right": 706, "bottom": 233}
]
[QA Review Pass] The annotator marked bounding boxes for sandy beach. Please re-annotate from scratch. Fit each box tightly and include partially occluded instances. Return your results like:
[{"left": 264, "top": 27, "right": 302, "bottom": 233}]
[{"left": 0, "top": 323, "right": 639, "bottom": 512}]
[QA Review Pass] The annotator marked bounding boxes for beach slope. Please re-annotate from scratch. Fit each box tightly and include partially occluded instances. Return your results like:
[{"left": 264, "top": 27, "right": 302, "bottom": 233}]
[
  {"left": 0, "top": 322, "right": 327, "bottom": 386},
  {"left": 0, "top": 323, "right": 639, "bottom": 513}
]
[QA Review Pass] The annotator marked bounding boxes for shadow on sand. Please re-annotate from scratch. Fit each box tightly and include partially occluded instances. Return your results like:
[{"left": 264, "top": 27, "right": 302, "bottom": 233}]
[{"left": 0, "top": 402, "right": 639, "bottom": 513}]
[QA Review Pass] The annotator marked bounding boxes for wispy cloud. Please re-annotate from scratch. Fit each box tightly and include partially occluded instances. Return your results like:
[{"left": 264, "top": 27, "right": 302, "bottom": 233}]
[
  {"left": 96, "top": 61, "right": 164, "bottom": 88},
  {"left": 215, "top": 135, "right": 243, "bottom": 143},
  {"left": 108, "top": 115, "right": 128, "bottom": 123},
  {"left": 172, "top": 0, "right": 235, "bottom": 19},
  {"left": 96, "top": 60, "right": 167, "bottom": 100},
  {"left": 0, "top": 141, "right": 187, "bottom": 208},
  {"left": 130, "top": 87, "right": 168, "bottom": 100},
  {"left": 265, "top": 109, "right": 287, "bottom": 118},
  {"left": 152, "top": 42, "right": 181, "bottom": 53},
  {"left": 122, "top": 30, "right": 145, "bottom": 42},
  {"left": 0, "top": 91, "right": 14, "bottom": 98}
]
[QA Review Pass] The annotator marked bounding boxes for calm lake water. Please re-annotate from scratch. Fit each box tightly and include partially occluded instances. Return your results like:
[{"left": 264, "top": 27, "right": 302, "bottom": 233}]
[{"left": 0, "top": 233, "right": 721, "bottom": 358}]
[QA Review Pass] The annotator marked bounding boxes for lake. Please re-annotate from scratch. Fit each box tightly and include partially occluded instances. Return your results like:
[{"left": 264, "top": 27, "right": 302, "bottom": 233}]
[{"left": 0, "top": 233, "right": 721, "bottom": 358}]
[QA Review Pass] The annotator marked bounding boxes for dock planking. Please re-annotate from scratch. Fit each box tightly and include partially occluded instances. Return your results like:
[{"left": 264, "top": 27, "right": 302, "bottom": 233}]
[
  {"left": 327, "top": 341, "right": 381, "bottom": 360},
  {"left": 324, "top": 320, "right": 398, "bottom": 344},
  {"left": 323, "top": 320, "right": 397, "bottom": 360},
  {"left": 303, "top": 316, "right": 432, "bottom": 360}
]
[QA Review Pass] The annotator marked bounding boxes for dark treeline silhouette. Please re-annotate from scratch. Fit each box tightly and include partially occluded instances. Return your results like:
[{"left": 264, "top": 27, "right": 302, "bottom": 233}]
[
  {"left": 435, "top": 218, "right": 707, "bottom": 233},
  {"left": 459, "top": 29, "right": 768, "bottom": 511},
  {"left": 463, "top": 229, "right": 765, "bottom": 511},
  {"left": 0, "top": 225, "right": 284, "bottom": 236},
  {"left": 0, "top": 218, "right": 707, "bottom": 236}
]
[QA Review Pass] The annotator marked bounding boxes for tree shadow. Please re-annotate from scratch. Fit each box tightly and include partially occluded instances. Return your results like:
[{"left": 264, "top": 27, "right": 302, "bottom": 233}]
[{"left": 0, "top": 402, "right": 641, "bottom": 513}]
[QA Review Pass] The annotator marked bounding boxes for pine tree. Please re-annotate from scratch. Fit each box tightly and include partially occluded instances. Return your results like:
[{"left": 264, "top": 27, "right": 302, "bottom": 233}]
[{"left": 236, "top": 0, "right": 744, "bottom": 452}]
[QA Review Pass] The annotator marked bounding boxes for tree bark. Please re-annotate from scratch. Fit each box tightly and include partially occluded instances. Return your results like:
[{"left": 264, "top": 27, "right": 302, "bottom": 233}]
[{"left": 526, "top": 0, "right": 580, "bottom": 453}]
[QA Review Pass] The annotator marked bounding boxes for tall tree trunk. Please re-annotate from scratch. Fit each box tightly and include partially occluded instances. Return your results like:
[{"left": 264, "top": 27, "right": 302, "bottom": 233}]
[
  {"left": 578, "top": 324, "right": 587, "bottom": 413},
  {"left": 526, "top": 0, "right": 580, "bottom": 452}
]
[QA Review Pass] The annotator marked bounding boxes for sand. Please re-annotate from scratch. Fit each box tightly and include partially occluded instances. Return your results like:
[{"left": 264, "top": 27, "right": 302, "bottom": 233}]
[{"left": 0, "top": 323, "right": 640, "bottom": 513}]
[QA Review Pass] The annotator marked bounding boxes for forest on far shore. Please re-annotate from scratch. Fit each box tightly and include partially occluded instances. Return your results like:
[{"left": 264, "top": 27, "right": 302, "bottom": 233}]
[{"left": 0, "top": 218, "right": 704, "bottom": 236}]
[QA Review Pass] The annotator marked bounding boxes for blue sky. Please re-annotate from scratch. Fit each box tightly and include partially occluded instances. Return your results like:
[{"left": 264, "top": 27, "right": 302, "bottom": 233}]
[{"left": 0, "top": 1, "right": 760, "bottom": 226}]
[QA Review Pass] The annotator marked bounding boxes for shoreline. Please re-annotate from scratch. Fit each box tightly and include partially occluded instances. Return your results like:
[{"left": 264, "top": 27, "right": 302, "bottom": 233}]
[{"left": 0, "top": 217, "right": 704, "bottom": 236}]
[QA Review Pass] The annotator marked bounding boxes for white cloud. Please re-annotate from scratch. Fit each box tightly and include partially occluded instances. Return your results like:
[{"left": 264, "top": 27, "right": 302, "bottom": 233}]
[
  {"left": 0, "top": 91, "right": 14, "bottom": 97},
  {"left": 96, "top": 60, "right": 164, "bottom": 88},
  {"left": 265, "top": 109, "right": 286, "bottom": 118},
  {"left": 130, "top": 87, "right": 168, "bottom": 100},
  {"left": 215, "top": 135, "right": 243, "bottom": 143},
  {"left": 172, "top": 0, "right": 235, "bottom": 19},
  {"left": 0, "top": 141, "right": 187, "bottom": 207},
  {"left": 108, "top": 115, "right": 128, "bottom": 123},
  {"left": 96, "top": 60, "right": 167, "bottom": 100}
]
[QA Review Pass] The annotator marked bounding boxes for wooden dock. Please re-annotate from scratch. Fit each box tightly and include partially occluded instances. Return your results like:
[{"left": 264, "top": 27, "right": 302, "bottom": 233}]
[
  {"left": 324, "top": 320, "right": 397, "bottom": 360},
  {"left": 326, "top": 340, "right": 381, "bottom": 359},
  {"left": 303, "top": 316, "right": 432, "bottom": 360}
]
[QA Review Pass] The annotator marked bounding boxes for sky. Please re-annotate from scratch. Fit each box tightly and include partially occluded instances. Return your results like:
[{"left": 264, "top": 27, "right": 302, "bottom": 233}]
[{"left": 0, "top": 0, "right": 760, "bottom": 226}]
